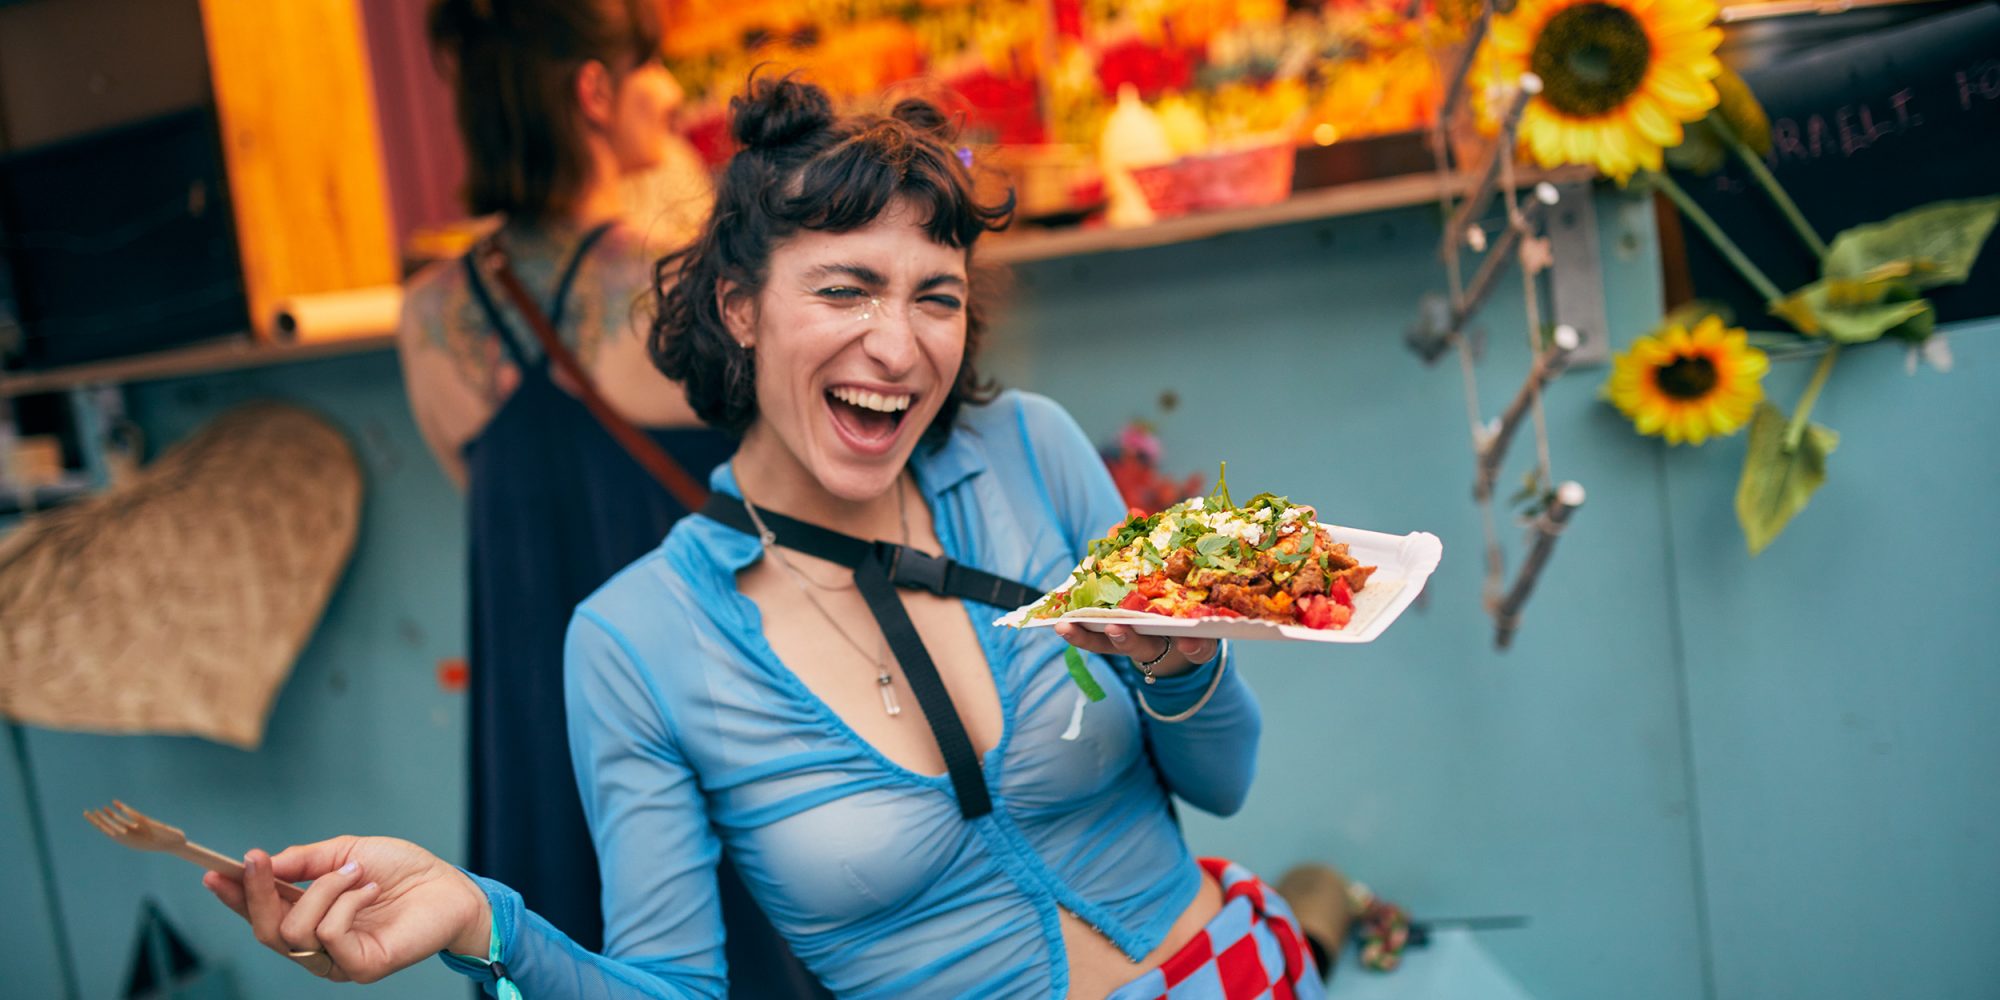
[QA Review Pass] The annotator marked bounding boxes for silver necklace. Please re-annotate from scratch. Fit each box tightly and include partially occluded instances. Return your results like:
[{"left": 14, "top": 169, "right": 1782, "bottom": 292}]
[{"left": 742, "top": 479, "right": 911, "bottom": 717}]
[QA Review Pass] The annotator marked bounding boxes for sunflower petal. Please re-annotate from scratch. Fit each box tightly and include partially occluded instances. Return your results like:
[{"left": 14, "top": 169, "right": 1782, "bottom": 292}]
[{"left": 1626, "top": 93, "right": 1683, "bottom": 146}]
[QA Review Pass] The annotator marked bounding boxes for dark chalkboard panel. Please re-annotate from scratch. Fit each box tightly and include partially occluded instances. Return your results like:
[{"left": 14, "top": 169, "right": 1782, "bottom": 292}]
[{"left": 1679, "top": 3, "right": 2000, "bottom": 326}]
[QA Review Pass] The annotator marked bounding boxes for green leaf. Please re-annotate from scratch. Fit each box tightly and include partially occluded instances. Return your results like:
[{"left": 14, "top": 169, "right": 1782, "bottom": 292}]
[
  {"left": 1735, "top": 402, "right": 1839, "bottom": 556},
  {"left": 1665, "top": 118, "right": 1728, "bottom": 175},
  {"left": 1886, "top": 300, "right": 1937, "bottom": 343},
  {"left": 1167, "top": 523, "right": 1206, "bottom": 550},
  {"left": 1195, "top": 534, "right": 1234, "bottom": 559},
  {"left": 1066, "top": 573, "right": 1132, "bottom": 611},
  {"left": 1507, "top": 470, "right": 1547, "bottom": 508},
  {"left": 1662, "top": 299, "right": 1736, "bottom": 330},
  {"left": 1205, "top": 462, "right": 1233, "bottom": 511},
  {"left": 1771, "top": 279, "right": 1933, "bottom": 343},
  {"left": 1822, "top": 197, "right": 2000, "bottom": 290},
  {"left": 1062, "top": 646, "right": 1107, "bottom": 702},
  {"left": 1271, "top": 542, "right": 1313, "bottom": 565}
]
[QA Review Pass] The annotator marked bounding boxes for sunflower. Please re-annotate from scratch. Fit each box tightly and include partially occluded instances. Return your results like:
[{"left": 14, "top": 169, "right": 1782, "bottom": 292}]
[
  {"left": 1482, "top": 0, "right": 1724, "bottom": 180},
  {"left": 1607, "top": 315, "right": 1768, "bottom": 445}
]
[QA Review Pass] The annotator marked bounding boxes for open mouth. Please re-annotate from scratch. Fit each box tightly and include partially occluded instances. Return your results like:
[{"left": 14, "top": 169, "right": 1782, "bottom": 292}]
[{"left": 825, "top": 385, "right": 915, "bottom": 454}]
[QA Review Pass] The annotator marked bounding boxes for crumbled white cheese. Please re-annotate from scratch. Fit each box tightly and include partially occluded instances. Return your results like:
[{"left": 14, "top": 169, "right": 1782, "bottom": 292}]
[{"left": 1215, "top": 518, "right": 1264, "bottom": 546}]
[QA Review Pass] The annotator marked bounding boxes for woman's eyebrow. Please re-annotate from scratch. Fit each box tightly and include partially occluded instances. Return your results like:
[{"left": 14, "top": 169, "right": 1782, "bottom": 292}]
[
  {"left": 804, "top": 263, "right": 886, "bottom": 286},
  {"left": 916, "top": 273, "right": 968, "bottom": 292}
]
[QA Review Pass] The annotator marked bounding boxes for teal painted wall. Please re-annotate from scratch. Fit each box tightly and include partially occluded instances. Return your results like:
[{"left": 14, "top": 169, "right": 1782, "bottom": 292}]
[
  {"left": 4, "top": 189, "right": 1995, "bottom": 999},
  {"left": 1662, "top": 335, "right": 2000, "bottom": 999},
  {"left": 1, "top": 726, "right": 69, "bottom": 997},
  {"left": 5, "top": 358, "right": 470, "bottom": 1000}
]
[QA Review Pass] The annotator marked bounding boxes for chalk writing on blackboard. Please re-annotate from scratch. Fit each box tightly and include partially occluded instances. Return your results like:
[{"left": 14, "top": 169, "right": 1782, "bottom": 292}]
[{"left": 1679, "top": 4, "right": 2000, "bottom": 325}]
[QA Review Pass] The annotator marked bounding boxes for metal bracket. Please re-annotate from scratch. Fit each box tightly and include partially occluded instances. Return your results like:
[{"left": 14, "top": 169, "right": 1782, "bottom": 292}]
[{"left": 1545, "top": 182, "right": 1611, "bottom": 367}]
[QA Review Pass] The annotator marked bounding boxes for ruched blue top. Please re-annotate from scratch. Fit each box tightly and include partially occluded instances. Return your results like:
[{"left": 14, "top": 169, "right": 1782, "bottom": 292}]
[{"left": 447, "top": 391, "right": 1263, "bottom": 999}]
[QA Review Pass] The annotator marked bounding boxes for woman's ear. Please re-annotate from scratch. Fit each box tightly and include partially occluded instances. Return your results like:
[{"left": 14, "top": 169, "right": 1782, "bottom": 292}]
[
  {"left": 576, "top": 60, "right": 616, "bottom": 129},
  {"left": 717, "top": 280, "right": 756, "bottom": 350}
]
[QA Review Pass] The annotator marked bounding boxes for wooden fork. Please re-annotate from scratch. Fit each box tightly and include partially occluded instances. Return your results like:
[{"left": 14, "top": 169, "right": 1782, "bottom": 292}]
[{"left": 84, "top": 800, "right": 305, "bottom": 903}]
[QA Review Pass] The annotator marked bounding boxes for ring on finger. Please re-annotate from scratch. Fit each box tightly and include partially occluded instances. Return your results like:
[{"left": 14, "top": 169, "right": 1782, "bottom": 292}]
[{"left": 286, "top": 947, "right": 335, "bottom": 978}]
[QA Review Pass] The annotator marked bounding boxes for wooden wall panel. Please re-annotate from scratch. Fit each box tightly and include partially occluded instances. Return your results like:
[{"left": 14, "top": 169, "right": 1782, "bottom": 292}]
[{"left": 199, "top": 0, "right": 398, "bottom": 338}]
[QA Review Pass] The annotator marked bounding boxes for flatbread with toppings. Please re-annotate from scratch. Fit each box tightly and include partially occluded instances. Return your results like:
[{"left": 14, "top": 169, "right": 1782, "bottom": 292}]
[{"left": 1025, "top": 481, "right": 1376, "bottom": 632}]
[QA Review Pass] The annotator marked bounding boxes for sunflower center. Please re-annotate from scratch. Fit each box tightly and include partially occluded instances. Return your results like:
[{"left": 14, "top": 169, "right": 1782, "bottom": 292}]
[
  {"left": 1531, "top": 3, "right": 1653, "bottom": 118},
  {"left": 1655, "top": 355, "right": 1718, "bottom": 399}
]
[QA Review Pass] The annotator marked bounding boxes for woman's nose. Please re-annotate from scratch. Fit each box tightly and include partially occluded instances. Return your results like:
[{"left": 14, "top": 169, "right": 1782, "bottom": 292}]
[{"left": 859, "top": 301, "right": 920, "bottom": 375}]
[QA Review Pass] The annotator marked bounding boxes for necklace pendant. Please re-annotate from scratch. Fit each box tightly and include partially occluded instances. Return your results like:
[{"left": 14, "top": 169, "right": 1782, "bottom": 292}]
[{"left": 877, "top": 671, "right": 903, "bottom": 717}]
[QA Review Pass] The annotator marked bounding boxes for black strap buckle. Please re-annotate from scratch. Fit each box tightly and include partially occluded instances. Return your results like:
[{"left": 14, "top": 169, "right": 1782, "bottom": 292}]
[{"left": 883, "top": 542, "right": 951, "bottom": 596}]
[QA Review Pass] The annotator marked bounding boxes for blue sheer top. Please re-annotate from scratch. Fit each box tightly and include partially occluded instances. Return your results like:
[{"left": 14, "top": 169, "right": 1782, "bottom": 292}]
[{"left": 447, "top": 390, "right": 1263, "bottom": 999}]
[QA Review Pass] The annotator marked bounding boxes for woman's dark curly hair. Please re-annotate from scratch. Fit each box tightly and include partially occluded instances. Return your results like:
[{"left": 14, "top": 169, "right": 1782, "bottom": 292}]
[{"left": 651, "top": 74, "right": 1014, "bottom": 441}]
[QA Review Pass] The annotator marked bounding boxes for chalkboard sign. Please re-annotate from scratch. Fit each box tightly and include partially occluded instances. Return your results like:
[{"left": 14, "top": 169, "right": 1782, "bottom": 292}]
[{"left": 1679, "top": 3, "right": 2000, "bottom": 326}]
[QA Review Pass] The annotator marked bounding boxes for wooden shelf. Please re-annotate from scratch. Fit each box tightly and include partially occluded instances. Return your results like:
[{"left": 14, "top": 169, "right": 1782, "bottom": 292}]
[
  {"left": 983, "top": 166, "right": 1591, "bottom": 264},
  {"left": 0, "top": 165, "right": 1591, "bottom": 397},
  {"left": 0, "top": 332, "right": 396, "bottom": 398}
]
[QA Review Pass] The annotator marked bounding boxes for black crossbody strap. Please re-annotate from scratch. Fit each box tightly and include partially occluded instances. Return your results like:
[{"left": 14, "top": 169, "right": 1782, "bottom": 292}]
[
  {"left": 852, "top": 547, "right": 994, "bottom": 818},
  {"left": 699, "top": 493, "right": 1044, "bottom": 820},
  {"left": 698, "top": 496, "right": 1040, "bottom": 610}
]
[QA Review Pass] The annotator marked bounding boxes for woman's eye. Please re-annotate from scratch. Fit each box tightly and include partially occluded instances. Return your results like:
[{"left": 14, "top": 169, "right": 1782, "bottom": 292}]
[
  {"left": 920, "top": 295, "right": 963, "bottom": 312},
  {"left": 818, "top": 286, "right": 867, "bottom": 300}
]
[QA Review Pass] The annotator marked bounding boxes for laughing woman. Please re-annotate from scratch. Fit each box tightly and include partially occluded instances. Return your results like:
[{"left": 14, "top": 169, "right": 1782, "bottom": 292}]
[{"left": 203, "top": 77, "right": 1319, "bottom": 1000}]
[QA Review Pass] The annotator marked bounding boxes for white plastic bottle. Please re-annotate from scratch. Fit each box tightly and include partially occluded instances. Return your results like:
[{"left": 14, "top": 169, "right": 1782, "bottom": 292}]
[{"left": 1098, "top": 85, "right": 1175, "bottom": 228}]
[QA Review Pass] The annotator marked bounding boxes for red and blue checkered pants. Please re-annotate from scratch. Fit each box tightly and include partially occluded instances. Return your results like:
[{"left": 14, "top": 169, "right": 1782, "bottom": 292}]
[{"left": 1108, "top": 858, "right": 1325, "bottom": 1000}]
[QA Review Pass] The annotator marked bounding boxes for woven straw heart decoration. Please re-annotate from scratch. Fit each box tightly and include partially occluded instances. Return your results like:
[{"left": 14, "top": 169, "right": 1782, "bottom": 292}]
[{"left": 0, "top": 402, "right": 362, "bottom": 748}]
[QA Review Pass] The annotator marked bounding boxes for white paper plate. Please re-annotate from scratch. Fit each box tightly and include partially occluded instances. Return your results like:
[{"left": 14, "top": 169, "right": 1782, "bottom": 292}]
[{"left": 993, "top": 525, "right": 1443, "bottom": 644}]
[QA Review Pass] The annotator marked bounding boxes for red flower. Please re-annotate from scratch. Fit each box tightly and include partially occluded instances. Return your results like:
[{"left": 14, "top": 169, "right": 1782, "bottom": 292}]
[{"left": 1095, "top": 39, "right": 1194, "bottom": 102}]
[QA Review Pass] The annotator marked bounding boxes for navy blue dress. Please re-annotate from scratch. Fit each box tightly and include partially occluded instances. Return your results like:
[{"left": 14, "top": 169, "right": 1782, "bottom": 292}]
[{"left": 459, "top": 227, "right": 827, "bottom": 998}]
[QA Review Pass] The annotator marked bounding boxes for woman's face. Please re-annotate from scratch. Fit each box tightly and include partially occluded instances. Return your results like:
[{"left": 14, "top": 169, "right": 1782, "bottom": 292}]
[
  {"left": 727, "top": 198, "right": 971, "bottom": 504},
  {"left": 608, "top": 58, "right": 683, "bottom": 175}
]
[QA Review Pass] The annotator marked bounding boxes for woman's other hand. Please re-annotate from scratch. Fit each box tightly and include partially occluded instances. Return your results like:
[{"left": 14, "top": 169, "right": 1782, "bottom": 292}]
[
  {"left": 1053, "top": 622, "right": 1218, "bottom": 679},
  {"left": 201, "top": 835, "right": 492, "bottom": 983}
]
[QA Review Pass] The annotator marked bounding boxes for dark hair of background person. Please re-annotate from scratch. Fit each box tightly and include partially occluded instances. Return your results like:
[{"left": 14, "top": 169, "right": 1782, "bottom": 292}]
[
  {"left": 651, "top": 74, "right": 1016, "bottom": 443},
  {"left": 427, "top": 0, "right": 664, "bottom": 221}
]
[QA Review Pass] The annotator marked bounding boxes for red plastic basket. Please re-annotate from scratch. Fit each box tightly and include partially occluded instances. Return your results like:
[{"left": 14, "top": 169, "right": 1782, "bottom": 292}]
[{"left": 1129, "top": 141, "right": 1296, "bottom": 218}]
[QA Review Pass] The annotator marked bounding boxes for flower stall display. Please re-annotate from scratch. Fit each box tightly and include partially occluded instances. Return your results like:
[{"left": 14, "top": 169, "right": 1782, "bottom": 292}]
[
  {"left": 658, "top": 0, "right": 1049, "bottom": 164},
  {"left": 655, "top": 0, "right": 1473, "bottom": 225}
]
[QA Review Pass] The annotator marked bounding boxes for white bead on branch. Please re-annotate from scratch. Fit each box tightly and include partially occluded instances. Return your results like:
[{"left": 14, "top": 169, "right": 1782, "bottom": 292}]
[
  {"left": 1492, "top": 481, "right": 1585, "bottom": 650},
  {"left": 1451, "top": 183, "right": 1558, "bottom": 337},
  {"left": 1474, "top": 324, "right": 1580, "bottom": 503},
  {"left": 1441, "top": 73, "right": 1544, "bottom": 261}
]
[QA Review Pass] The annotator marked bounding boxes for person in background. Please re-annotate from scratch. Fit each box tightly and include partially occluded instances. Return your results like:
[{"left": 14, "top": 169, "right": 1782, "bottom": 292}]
[
  {"left": 402, "top": 3, "right": 823, "bottom": 996},
  {"left": 201, "top": 76, "right": 1317, "bottom": 1000}
]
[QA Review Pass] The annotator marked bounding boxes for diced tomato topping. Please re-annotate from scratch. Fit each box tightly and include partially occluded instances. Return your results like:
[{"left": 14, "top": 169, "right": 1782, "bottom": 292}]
[
  {"left": 1297, "top": 593, "right": 1354, "bottom": 630},
  {"left": 1118, "top": 589, "right": 1148, "bottom": 612},
  {"left": 1191, "top": 603, "right": 1242, "bottom": 619},
  {"left": 1298, "top": 594, "right": 1335, "bottom": 630},
  {"left": 1330, "top": 577, "right": 1354, "bottom": 609},
  {"left": 1135, "top": 572, "right": 1170, "bottom": 599}
]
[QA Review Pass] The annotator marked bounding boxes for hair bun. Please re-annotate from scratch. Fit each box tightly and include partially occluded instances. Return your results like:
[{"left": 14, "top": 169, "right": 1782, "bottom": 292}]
[
  {"left": 732, "top": 75, "right": 835, "bottom": 152},
  {"left": 888, "top": 98, "right": 956, "bottom": 139}
]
